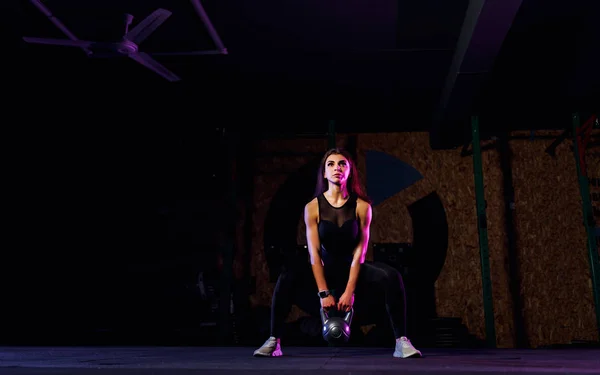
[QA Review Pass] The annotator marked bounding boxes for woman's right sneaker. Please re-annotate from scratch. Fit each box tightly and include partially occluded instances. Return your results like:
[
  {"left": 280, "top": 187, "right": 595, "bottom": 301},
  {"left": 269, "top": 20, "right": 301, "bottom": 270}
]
[
  {"left": 253, "top": 336, "right": 283, "bottom": 357},
  {"left": 393, "top": 336, "right": 422, "bottom": 358}
]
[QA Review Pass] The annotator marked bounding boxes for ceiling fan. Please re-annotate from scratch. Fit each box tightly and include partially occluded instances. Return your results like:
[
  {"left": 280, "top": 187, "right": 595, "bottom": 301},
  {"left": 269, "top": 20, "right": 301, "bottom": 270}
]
[{"left": 22, "top": 0, "right": 228, "bottom": 82}]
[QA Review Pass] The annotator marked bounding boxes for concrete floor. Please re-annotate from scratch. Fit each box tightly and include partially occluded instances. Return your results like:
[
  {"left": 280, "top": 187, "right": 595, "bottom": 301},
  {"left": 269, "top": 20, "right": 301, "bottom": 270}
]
[{"left": 1, "top": 346, "right": 599, "bottom": 375}]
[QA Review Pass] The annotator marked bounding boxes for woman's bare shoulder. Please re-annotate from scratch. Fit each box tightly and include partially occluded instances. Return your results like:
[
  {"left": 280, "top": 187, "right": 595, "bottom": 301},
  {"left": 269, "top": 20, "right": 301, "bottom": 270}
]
[
  {"left": 356, "top": 197, "right": 372, "bottom": 209},
  {"left": 304, "top": 197, "right": 319, "bottom": 222},
  {"left": 305, "top": 197, "right": 318, "bottom": 211},
  {"left": 356, "top": 197, "right": 373, "bottom": 220}
]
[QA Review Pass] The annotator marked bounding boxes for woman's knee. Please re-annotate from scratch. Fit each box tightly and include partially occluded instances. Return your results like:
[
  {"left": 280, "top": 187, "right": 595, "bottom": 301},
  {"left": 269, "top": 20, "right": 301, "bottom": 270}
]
[
  {"left": 273, "top": 268, "right": 297, "bottom": 292},
  {"left": 373, "top": 262, "right": 405, "bottom": 288}
]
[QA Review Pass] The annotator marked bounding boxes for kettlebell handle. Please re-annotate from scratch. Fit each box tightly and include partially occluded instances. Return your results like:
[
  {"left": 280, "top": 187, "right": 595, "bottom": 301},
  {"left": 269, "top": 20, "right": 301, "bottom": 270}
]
[
  {"left": 320, "top": 307, "right": 329, "bottom": 325},
  {"left": 343, "top": 307, "right": 354, "bottom": 325},
  {"left": 320, "top": 307, "right": 354, "bottom": 325}
]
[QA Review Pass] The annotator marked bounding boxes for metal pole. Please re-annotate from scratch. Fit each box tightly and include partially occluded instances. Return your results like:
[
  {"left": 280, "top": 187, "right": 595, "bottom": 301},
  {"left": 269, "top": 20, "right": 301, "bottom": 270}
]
[
  {"left": 471, "top": 115, "right": 497, "bottom": 348},
  {"left": 498, "top": 131, "right": 529, "bottom": 348},
  {"left": 572, "top": 112, "right": 600, "bottom": 339},
  {"left": 218, "top": 127, "right": 237, "bottom": 345},
  {"left": 328, "top": 120, "right": 336, "bottom": 149}
]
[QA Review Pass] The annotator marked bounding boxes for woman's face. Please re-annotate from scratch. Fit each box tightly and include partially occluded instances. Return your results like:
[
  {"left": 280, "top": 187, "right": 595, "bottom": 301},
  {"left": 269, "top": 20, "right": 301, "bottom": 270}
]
[{"left": 324, "top": 153, "right": 350, "bottom": 185}]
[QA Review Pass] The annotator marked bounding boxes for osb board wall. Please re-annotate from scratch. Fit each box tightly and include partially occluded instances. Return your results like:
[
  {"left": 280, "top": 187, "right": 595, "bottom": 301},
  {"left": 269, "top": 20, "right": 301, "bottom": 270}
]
[
  {"left": 244, "top": 132, "right": 513, "bottom": 348},
  {"left": 589, "top": 130, "right": 600, "bottom": 257},
  {"left": 242, "top": 130, "right": 598, "bottom": 349},
  {"left": 584, "top": 129, "right": 600, "bottom": 257},
  {"left": 354, "top": 132, "right": 513, "bottom": 349},
  {"left": 509, "top": 130, "right": 599, "bottom": 348}
]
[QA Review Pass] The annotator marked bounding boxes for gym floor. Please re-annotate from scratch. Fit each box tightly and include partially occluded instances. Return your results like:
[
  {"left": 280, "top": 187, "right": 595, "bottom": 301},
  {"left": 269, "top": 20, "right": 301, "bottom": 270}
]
[{"left": 1, "top": 346, "right": 599, "bottom": 375}]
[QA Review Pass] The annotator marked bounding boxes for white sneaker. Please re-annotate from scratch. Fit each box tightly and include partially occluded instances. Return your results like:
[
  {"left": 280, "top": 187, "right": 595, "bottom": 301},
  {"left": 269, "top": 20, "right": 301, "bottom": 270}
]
[
  {"left": 393, "top": 336, "right": 422, "bottom": 358},
  {"left": 253, "top": 336, "right": 283, "bottom": 357}
]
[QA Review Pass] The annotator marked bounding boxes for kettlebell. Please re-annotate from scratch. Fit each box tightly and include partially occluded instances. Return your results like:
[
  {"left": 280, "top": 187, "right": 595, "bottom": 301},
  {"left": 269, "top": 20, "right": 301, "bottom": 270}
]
[{"left": 320, "top": 307, "right": 353, "bottom": 345}]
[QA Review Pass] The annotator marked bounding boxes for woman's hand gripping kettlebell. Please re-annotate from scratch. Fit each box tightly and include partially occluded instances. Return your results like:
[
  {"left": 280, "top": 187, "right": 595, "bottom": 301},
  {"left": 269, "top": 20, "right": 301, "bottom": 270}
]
[
  {"left": 321, "top": 294, "right": 336, "bottom": 312},
  {"left": 337, "top": 291, "right": 354, "bottom": 312}
]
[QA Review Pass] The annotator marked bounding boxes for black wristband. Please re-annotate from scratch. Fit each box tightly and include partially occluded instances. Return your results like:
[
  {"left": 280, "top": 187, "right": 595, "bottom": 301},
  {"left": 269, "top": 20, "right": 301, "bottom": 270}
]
[{"left": 317, "top": 290, "right": 331, "bottom": 299}]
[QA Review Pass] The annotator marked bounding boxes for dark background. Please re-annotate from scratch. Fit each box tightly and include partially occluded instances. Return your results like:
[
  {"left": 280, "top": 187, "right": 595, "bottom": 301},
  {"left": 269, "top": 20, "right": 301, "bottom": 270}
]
[{"left": 5, "top": 0, "right": 599, "bottom": 345}]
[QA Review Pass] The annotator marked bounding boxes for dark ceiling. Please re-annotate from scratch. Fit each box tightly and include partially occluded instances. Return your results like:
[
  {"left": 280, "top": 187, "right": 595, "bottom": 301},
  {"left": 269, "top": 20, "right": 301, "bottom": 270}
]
[{"left": 16, "top": 0, "right": 599, "bottom": 146}]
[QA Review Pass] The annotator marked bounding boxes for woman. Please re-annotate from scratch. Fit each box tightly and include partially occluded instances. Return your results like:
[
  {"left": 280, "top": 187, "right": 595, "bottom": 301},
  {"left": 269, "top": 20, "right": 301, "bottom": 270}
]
[{"left": 253, "top": 148, "right": 422, "bottom": 358}]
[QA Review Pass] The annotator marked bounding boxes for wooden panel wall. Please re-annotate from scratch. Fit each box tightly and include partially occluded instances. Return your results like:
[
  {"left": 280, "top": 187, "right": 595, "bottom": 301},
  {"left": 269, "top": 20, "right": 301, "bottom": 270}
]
[
  {"left": 354, "top": 132, "right": 513, "bottom": 348},
  {"left": 240, "top": 130, "right": 599, "bottom": 348},
  {"left": 509, "top": 130, "right": 599, "bottom": 347}
]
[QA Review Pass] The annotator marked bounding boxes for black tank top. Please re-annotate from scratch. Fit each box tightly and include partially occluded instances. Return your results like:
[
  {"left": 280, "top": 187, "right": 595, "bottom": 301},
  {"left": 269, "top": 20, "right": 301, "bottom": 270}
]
[{"left": 317, "top": 193, "right": 360, "bottom": 266}]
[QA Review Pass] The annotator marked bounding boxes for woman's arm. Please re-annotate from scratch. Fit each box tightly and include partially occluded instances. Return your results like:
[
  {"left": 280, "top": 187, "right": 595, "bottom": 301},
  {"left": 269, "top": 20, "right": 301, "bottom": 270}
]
[
  {"left": 304, "top": 200, "right": 329, "bottom": 292},
  {"left": 344, "top": 200, "right": 372, "bottom": 295}
]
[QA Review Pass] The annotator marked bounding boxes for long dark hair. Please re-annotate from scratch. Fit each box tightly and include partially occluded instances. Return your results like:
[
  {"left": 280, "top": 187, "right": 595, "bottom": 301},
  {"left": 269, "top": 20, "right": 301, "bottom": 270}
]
[{"left": 314, "top": 148, "right": 371, "bottom": 203}]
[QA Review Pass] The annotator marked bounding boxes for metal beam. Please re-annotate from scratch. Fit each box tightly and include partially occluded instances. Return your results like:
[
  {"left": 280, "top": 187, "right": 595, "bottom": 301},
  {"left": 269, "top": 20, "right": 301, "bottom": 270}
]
[{"left": 430, "top": 0, "right": 523, "bottom": 149}]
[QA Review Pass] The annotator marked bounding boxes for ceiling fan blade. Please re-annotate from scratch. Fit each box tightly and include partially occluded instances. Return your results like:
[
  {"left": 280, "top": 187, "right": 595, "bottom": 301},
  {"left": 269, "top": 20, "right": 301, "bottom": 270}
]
[
  {"left": 151, "top": 49, "right": 226, "bottom": 56},
  {"left": 190, "top": 0, "right": 227, "bottom": 52},
  {"left": 23, "top": 36, "right": 94, "bottom": 48},
  {"left": 29, "top": 0, "right": 93, "bottom": 56},
  {"left": 129, "top": 52, "right": 181, "bottom": 82},
  {"left": 125, "top": 8, "right": 172, "bottom": 45}
]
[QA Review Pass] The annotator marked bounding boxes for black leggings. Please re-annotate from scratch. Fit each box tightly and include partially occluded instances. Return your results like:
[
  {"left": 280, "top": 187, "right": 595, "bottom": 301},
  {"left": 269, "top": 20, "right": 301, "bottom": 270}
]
[{"left": 270, "top": 260, "right": 407, "bottom": 340}]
